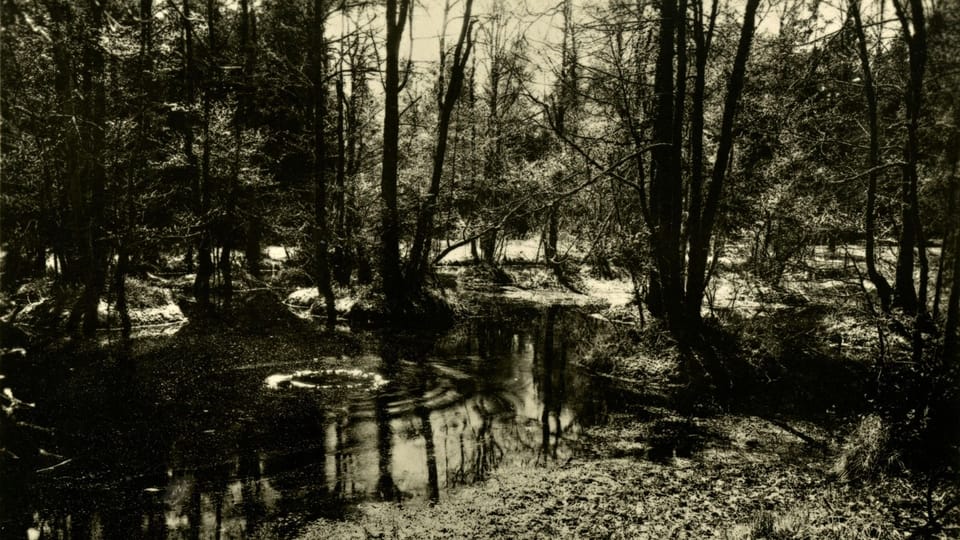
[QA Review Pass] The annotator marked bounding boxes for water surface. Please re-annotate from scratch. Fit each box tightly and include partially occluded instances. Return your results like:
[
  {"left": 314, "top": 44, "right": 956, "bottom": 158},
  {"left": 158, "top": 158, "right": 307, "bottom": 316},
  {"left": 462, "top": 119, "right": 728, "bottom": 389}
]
[{"left": 0, "top": 303, "right": 624, "bottom": 539}]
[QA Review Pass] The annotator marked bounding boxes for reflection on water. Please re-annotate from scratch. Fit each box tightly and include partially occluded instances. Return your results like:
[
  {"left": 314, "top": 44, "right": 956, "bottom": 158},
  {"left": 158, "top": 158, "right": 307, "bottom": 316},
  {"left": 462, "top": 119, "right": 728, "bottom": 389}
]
[{"left": 0, "top": 304, "right": 618, "bottom": 539}]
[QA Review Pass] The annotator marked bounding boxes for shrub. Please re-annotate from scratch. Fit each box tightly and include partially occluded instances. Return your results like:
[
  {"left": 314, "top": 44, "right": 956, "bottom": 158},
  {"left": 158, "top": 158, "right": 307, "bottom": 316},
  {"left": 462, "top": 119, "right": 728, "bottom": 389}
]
[{"left": 830, "top": 414, "right": 893, "bottom": 483}]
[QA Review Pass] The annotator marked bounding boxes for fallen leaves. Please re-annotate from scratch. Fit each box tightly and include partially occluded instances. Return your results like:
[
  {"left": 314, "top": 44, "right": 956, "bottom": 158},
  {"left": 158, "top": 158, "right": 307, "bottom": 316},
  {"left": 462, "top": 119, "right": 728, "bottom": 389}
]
[{"left": 296, "top": 414, "right": 954, "bottom": 539}]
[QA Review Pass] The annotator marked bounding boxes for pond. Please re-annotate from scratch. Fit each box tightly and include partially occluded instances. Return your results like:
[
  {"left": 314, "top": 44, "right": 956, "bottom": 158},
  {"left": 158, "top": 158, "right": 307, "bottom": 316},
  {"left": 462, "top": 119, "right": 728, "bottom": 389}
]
[{"left": 0, "top": 302, "right": 631, "bottom": 539}]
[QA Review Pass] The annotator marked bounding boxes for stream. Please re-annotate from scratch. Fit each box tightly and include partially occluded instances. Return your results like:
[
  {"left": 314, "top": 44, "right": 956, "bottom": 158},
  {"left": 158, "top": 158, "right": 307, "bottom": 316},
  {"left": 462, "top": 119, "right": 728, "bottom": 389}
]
[{"left": 0, "top": 302, "right": 631, "bottom": 539}]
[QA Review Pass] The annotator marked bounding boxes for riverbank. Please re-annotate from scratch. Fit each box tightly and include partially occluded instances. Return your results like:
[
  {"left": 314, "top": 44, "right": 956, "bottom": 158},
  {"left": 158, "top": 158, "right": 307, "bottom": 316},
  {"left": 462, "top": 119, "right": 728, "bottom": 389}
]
[
  {"left": 289, "top": 260, "right": 958, "bottom": 539},
  {"left": 295, "top": 411, "right": 936, "bottom": 539}
]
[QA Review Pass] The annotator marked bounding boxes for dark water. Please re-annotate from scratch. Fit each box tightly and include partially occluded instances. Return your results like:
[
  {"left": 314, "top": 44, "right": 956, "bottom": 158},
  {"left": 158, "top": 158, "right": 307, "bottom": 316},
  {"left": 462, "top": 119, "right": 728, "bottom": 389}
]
[{"left": 0, "top": 303, "right": 625, "bottom": 539}]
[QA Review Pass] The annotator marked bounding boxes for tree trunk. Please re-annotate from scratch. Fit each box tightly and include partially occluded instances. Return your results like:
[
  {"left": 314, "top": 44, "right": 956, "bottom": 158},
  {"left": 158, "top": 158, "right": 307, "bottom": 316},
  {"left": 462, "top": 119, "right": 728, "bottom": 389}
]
[
  {"left": 892, "top": 0, "right": 927, "bottom": 315},
  {"left": 193, "top": 0, "right": 216, "bottom": 309},
  {"left": 683, "top": 0, "right": 760, "bottom": 328},
  {"left": 333, "top": 70, "right": 349, "bottom": 285},
  {"left": 407, "top": 0, "right": 474, "bottom": 287},
  {"left": 480, "top": 230, "right": 497, "bottom": 265},
  {"left": 851, "top": 0, "right": 893, "bottom": 312},
  {"left": 380, "top": 0, "right": 411, "bottom": 318},
  {"left": 182, "top": 0, "right": 197, "bottom": 274},
  {"left": 646, "top": 0, "right": 681, "bottom": 327},
  {"left": 313, "top": 0, "right": 336, "bottom": 328},
  {"left": 684, "top": 0, "right": 717, "bottom": 311},
  {"left": 79, "top": 0, "right": 109, "bottom": 337},
  {"left": 46, "top": 2, "right": 81, "bottom": 287},
  {"left": 545, "top": 203, "right": 559, "bottom": 267}
]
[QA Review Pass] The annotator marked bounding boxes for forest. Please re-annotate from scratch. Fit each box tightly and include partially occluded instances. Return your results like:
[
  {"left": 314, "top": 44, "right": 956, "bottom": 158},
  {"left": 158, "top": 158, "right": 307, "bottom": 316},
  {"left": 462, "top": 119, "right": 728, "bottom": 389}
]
[{"left": 0, "top": 0, "right": 958, "bottom": 538}]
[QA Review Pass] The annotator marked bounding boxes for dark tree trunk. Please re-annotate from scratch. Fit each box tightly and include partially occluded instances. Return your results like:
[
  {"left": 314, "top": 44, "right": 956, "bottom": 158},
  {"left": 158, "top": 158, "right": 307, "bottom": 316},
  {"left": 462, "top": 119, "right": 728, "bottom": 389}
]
[
  {"left": 646, "top": 0, "right": 681, "bottom": 326},
  {"left": 333, "top": 71, "right": 350, "bottom": 285},
  {"left": 193, "top": 0, "right": 216, "bottom": 309},
  {"left": 851, "top": 0, "right": 893, "bottom": 312},
  {"left": 182, "top": 0, "right": 197, "bottom": 274},
  {"left": 380, "top": 0, "right": 411, "bottom": 318},
  {"left": 407, "top": 0, "right": 474, "bottom": 286},
  {"left": 545, "top": 203, "right": 559, "bottom": 269},
  {"left": 312, "top": 0, "right": 336, "bottom": 328},
  {"left": 480, "top": 230, "right": 497, "bottom": 265},
  {"left": 892, "top": 0, "right": 927, "bottom": 315},
  {"left": 684, "top": 0, "right": 717, "bottom": 309},
  {"left": 78, "top": 0, "right": 109, "bottom": 337},
  {"left": 47, "top": 2, "right": 81, "bottom": 287},
  {"left": 683, "top": 0, "right": 760, "bottom": 328}
]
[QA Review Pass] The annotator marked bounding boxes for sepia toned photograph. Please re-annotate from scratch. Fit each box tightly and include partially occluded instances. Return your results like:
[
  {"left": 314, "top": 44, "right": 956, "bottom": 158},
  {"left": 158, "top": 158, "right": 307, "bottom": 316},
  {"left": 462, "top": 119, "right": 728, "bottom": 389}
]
[{"left": 1, "top": 0, "right": 957, "bottom": 538}]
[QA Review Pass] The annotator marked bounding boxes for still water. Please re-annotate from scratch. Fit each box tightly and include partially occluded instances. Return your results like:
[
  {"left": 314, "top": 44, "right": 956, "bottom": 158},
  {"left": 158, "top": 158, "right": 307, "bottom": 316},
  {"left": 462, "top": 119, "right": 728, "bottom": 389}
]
[{"left": 1, "top": 303, "right": 623, "bottom": 539}]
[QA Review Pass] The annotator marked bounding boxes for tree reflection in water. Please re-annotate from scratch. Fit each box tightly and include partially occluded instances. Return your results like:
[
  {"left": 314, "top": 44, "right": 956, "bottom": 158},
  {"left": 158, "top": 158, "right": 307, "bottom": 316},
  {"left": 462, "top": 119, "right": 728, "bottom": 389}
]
[
  {"left": 333, "top": 413, "right": 351, "bottom": 500},
  {"left": 470, "top": 397, "right": 505, "bottom": 481},
  {"left": 4, "top": 303, "right": 618, "bottom": 538},
  {"left": 535, "top": 305, "right": 567, "bottom": 463},
  {"left": 417, "top": 364, "right": 441, "bottom": 503},
  {"left": 238, "top": 420, "right": 265, "bottom": 534},
  {"left": 376, "top": 337, "right": 400, "bottom": 501}
]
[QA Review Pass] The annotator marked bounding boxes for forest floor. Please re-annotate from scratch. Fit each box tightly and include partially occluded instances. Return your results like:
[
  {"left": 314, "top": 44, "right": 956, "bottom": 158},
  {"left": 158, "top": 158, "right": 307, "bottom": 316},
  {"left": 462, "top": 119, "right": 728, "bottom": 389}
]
[{"left": 295, "top": 411, "right": 944, "bottom": 540}]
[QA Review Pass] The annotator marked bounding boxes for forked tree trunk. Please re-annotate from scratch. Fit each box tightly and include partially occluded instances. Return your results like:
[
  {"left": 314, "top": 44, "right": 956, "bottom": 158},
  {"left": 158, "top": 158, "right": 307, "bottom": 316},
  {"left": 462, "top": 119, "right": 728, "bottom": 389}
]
[{"left": 683, "top": 0, "right": 760, "bottom": 329}]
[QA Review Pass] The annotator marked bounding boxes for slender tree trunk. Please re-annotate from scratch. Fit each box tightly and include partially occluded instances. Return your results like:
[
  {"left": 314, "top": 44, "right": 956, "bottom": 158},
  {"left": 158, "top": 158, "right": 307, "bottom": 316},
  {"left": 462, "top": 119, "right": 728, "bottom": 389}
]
[
  {"left": 407, "top": 0, "right": 474, "bottom": 286},
  {"left": 851, "top": 0, "right": 893, "bottom": 312},
  {"left": 182, "top": 0, "right": 197, "bottom": 273},
  {"left": 683, "top": 0, "right": 760, "bottom": 328},
  {"left": 334, "top": 70, "right": 349, "bottom": 285},
  {"left": 685, "top": 0, "right": 716, "bottom": 303},
  {"left": 312, "top": 0, "right": 337, "bottom": 328},
  {"left": 545, "top": 203, "right": 559, "bottom": 268},
  {"left": 47, "top": 2, "right": 81, "bottom": 288},
  {"left": 241, "top": 0, "right": 261, "bottom": 280},
  {"left": 79, "top": 0, "right": 109, "bottom": 337},
  {"left": 193, "top": 0, "right": 216, "bottom": 309}
]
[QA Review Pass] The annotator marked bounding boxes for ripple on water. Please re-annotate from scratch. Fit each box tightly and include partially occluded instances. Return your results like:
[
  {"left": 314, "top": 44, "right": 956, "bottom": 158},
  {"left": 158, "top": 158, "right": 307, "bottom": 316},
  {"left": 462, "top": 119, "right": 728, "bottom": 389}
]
[{"left": 264, "top": 368, "right": 389, "bottom": 391}]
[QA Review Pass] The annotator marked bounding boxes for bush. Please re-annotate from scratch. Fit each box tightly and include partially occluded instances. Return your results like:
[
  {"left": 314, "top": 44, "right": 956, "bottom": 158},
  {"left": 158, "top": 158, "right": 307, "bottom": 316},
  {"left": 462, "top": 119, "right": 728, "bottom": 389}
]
[
  {"left": 830, "top": 414, "right": 893, "bottom": 483},
  {"left": 125, "top": 278, "right": 174, "bottom": 309}
]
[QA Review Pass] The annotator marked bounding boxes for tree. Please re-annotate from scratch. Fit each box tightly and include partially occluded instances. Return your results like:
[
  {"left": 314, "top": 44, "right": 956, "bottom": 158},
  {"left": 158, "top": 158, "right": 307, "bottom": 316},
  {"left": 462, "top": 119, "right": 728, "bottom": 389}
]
[
  {"left": 891, "top": 0, "right": 928, "bottom": 316},
  {"left": 541, "top": 0, "right": 580, "bottom": 285},
  {"left": 595, "top": 0, "right": 760, "bottom": 337},
  {"left": 377, "top": 0, "right": 475, "bottom": 316},
  {"left": 850, "top": 0, "right": 894, "bottom": 312},
  {"left": 311, "top": 0, "right": 337, "bottom": 327},
  {"left": 475, "top": 4, "right": 528, "bottom": 265},
  {"left": 379, "top": 0, "right": 412, "bottom": 317},
  {"left": 406, "top": 0, "right": 476, "bottom": 288}
]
